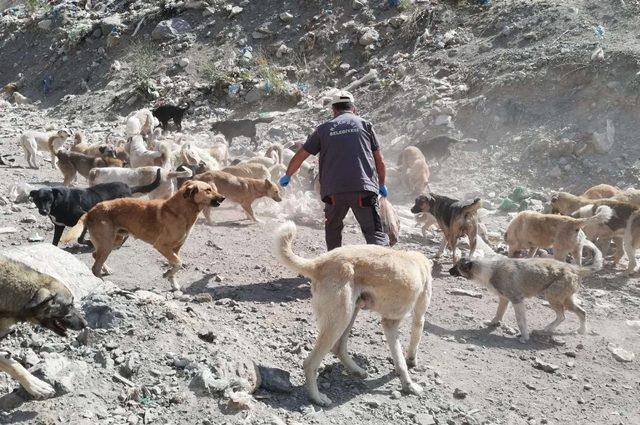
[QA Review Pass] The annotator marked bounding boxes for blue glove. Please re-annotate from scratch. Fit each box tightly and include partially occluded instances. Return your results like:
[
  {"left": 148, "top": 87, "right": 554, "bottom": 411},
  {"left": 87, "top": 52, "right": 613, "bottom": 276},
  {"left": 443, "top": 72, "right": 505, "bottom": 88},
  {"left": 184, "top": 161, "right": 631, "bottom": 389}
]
[
  {"left": 379, "top": 185, "right": 388, "bottom": 197},
  {"left": 279, "top": 175, "right": 291, "bottom": 187}
]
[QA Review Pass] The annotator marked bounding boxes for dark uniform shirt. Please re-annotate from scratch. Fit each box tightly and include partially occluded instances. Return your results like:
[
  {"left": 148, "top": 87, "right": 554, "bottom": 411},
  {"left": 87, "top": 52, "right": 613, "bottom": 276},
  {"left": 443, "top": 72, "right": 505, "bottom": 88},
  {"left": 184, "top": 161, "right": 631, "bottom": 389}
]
[{"left": 303, "top": 112, "right": 380, "bottom": 199}]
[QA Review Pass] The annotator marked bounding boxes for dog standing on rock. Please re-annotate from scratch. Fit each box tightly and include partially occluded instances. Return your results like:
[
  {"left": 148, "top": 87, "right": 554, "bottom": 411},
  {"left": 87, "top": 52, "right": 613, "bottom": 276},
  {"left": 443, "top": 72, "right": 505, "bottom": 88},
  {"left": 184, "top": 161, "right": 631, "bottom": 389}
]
[{"left": 274, "top": 221, "right": 432, "bottom": 406}]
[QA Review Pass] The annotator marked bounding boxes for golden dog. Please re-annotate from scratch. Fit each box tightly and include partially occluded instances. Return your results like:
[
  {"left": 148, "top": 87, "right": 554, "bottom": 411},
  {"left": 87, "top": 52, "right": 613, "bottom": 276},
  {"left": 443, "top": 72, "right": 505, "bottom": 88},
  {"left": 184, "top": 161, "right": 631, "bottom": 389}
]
[{"left": 62, "top": 181, "right": 224, "bottom": 290}]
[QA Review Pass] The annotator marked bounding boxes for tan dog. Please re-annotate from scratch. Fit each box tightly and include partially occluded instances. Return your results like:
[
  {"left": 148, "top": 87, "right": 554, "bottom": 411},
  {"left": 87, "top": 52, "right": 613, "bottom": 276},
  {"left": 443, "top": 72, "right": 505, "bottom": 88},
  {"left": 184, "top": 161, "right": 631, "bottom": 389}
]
[
  {"left": 61, "top": 181, "right": 225, "bottom": 290},
  {"left": 581, "top": 184, "right": 621, "bottom": 199},
  {"left": 221, "top": 163, "right": 271, "bottom": 181},
  {"left": 71, "top": 131, "right": 111, "bottom": 157},
  {"left": 0, "top": 257, "right": 86, "bottom": 398},
  {"left": 274, "top": 222, "right": 432, "bottom": 406},
  {"left": 56, "top": 148, "right": 123, "bottom": 186},
  {"left": 449, "top": 256, "right": 596, "bottom": 342},
  {"left": 399, "top": 146, "right": 430, "bottom": 195},
  {"left": 505, "top": 207, "right": 611, "bottom": 265},
  {"left": 20, "top": 129, "right": 71, "bottom": 169},
  {"left": 623, "top": 210, "right": 640, "bottom": 273},
  {"left": 193, "top": 171, "right": 282, "bottom": 223}
]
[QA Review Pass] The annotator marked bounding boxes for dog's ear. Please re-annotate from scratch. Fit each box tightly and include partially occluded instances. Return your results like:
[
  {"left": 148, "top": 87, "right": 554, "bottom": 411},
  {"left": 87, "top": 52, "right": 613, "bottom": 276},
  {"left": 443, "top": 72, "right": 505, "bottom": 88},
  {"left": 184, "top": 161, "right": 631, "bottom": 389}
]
[
  {"left": 183, "top": 184, "right": 198, "bottom": 199},
  {"left": 99, "top": 146, "right": 107, "bottom": 154},
  {"left": 459, "top": 258, "right": 473, "bottom": 273},
  {"left": 51, "top": 187, "right": 63, "bottom": 200},
  {"left": 24, "top": 288, "right": 55, "bottom": 312},
  {"left": 29, "top": 189, "right": 39, "bottom": 201}
]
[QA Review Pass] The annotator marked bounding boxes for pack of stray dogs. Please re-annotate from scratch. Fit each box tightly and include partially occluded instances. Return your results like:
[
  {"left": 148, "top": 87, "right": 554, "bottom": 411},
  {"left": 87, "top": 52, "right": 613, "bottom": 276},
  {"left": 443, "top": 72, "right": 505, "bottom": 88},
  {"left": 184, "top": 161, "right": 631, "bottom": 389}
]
[{"left": 3, "top": 105, "right": 637, "bottom": 407}]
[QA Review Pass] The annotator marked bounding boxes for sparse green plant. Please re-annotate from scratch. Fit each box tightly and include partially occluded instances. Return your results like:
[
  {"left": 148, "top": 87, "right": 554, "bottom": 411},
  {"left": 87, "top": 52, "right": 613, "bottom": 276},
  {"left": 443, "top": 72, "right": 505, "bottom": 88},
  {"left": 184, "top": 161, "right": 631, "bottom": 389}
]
[
  {"left": 255, "top": 54, "right": 286, "bottom": 95},
  {"left": 398, "top": 0, "right": 415, "bottom": 12},
  {"left": 25, "top": 0, "right": 48, "bottom": 15},
  {"left": 128, "top": 43, "right": 157, "bottom": 96}
]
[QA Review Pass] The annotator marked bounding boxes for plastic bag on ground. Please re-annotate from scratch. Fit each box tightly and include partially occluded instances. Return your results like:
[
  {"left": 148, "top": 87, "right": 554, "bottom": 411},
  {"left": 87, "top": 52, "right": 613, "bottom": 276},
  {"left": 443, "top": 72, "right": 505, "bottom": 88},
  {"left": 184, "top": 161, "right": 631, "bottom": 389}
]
[{"left": 379, "top": 198, "right": 401, "bottom": 247}]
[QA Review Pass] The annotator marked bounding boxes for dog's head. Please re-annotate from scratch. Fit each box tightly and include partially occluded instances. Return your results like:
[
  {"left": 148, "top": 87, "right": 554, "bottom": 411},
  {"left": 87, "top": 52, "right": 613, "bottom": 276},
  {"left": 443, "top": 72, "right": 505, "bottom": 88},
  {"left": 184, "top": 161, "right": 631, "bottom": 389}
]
[
  {"left": 99, "top": 145, "right": 117, "bottom": 158},
  {"left": 57, "top": 129, "right": 72, "bottom": 140},
  {"left": 30, "top": 187, "right": 61, "bottom": 216},
  {"left": 182, "top": 181, "right": 225, "bottom": 207},
  {"left": 265, "top": 179, "right": 282, "bottom": 202},
  {"left": 24, "top": 287, "right": 87, "bottom": 337},
  {"left": 448, "top": 258, "right": 474, "bottom": 279},
  {"left": 411, "top": 194, "right": 434, "bottom": 214}
]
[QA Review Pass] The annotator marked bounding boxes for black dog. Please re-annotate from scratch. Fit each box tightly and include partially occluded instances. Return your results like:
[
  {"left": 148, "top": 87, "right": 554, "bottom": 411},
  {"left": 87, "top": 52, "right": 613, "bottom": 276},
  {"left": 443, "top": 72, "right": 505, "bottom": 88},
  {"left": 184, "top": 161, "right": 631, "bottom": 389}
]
[
  {"left": 210, "top": 117, "right": 274, "bottom": 148},
  {"left": 152, "top": 103, "right": 190, "bottom": 131},
  {"left": 29, "top": 169, "right": 162, "bottom": 246},
  {"left": 415, "top": 135, "right": 464, "bottom": 164}
]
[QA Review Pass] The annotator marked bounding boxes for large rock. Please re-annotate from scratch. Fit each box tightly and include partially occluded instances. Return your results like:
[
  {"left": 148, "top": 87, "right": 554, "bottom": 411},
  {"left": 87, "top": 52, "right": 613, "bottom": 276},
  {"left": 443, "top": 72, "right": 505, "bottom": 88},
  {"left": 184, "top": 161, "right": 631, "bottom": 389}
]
[
  {"left": 359, "top": 28, "right": 379, "bottom": 46},
  {"left": 30, "top": 353, "right": 89, "bottom": 395},
  {"left": 258, "top": 365, "right": 293, "bottom": 393},
  {"left": 151, "top": 18, "right": 192, "bottom": 41},
  {"left": 0, "top": 244, "right": 113, "bottom": 301}
]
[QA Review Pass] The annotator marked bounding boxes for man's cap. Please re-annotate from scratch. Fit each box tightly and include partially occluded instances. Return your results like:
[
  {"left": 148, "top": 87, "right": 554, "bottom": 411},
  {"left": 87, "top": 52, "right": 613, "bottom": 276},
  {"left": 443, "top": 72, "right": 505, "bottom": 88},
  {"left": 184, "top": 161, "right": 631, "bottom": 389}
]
[{"left": 330, "top": 90, "right": 355, "bottom": 106}]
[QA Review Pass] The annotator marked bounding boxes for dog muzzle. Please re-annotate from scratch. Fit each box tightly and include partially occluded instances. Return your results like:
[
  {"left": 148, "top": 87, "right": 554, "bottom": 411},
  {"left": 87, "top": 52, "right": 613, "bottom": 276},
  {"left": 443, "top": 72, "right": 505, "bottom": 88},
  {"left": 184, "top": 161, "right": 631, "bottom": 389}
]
[{"left": 210, "top": 197, "right": 225, "bottom": 207}]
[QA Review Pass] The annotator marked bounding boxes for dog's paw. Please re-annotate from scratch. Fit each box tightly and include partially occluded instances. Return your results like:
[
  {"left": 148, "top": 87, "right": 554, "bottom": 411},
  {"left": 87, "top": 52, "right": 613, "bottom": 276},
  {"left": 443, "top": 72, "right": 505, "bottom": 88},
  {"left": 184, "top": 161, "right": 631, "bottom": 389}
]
[
  {"left": 101, "top": 266, "right": 112, "bottom": 276},
  {"left": 311, "top": 392, "right": 332, "bottom": 407},
  {"left": 23, "top": 377, "right": 56, "bottom": 399},
  {"left": 402, "top": 382, "right": 423, "bottom": 396},
  {"left": 518, "top": 335, "right": 530, "bottom": 343},
  {"left": 484, "top": 320, "right": 500, "bottom": 327},
  {"left": 405, "top": 356, "right": 417, "bottom": 369}
]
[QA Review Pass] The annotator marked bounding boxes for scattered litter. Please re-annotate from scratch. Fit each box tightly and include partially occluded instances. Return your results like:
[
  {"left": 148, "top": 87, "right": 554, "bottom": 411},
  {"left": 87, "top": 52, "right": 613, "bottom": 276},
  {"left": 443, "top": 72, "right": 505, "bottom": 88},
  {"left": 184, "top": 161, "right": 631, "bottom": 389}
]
[{"left": 446, "top": 288, "right": 483, "bottom": 298}]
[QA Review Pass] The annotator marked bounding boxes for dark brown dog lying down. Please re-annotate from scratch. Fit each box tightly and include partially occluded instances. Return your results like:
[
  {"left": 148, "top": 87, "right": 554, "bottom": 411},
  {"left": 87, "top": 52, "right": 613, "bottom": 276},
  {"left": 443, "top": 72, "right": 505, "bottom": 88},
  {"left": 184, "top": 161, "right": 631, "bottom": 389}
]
[{"left": 62, "top": 181, "right": 225, "bottom": 291}]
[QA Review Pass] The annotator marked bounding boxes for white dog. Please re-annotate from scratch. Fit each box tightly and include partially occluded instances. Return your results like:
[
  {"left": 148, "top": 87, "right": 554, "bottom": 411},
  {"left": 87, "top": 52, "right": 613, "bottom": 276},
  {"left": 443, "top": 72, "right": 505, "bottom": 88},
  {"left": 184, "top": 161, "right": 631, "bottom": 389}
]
[
  {"left": 20, "top": 129, "right": 71, "bottom": 169},
  {"left": 89, "top": 166, "right": 192, "bottom": 199}
]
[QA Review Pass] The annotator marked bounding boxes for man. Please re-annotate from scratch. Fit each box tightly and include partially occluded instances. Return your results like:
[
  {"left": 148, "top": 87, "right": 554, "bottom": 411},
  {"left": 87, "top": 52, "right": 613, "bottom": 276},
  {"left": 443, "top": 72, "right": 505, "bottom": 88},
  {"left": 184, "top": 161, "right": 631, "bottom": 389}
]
[{"left": 279, "top": 90, "right": 389, "bottom": 250}]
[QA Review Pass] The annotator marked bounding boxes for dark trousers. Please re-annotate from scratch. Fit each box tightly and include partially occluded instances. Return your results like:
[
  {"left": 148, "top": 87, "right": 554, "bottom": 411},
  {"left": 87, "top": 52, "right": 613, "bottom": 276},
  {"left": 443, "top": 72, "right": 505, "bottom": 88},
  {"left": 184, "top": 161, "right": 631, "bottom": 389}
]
[{"left": 324, "top": 191, "right": 390, "bottom": 251}]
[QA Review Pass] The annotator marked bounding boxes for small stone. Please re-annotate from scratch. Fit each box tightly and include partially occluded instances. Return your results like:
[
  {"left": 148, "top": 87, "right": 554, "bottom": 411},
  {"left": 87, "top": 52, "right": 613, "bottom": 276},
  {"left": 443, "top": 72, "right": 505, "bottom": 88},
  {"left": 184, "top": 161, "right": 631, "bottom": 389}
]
[
  {"left": 359, "top": 28, "right": 379, "bottom": 46},
  {"left": 258, "top": 365, "right": 293, "bottom": 393},
  {"left": 364, "top": 399, "right": 381, "bottom": 408},
  {"left": 415, "top": 413, "right": 436, "bottom": 425},
  {"left": 228, "top": 6, "right": 243, "bottom": 18},
  {"left": 279, "top": 12, "right": 293, "bottom": 22},
  {"left": 21, "top": 215, "right": 37, "bottom": 223},
  {"left": 178, "top": 58, "right": 190, "bottom": 68},
  {"left": 390, "top": 390, "right": 401, "bottom": 399},
  {"left": 38, "top": 19, "right": 53, "bottom": 31},
  {"left": 533, "top": 358, "right": 559, "bottom": 373},
  {"left": 453, "top": 388, "right": 467, "bottom": 399},
  {"left": 192, "top": 293, "right": 213, "bottom": 303},
  {"left": 607, "top": 344, "right": 635, "bottom": 362}
]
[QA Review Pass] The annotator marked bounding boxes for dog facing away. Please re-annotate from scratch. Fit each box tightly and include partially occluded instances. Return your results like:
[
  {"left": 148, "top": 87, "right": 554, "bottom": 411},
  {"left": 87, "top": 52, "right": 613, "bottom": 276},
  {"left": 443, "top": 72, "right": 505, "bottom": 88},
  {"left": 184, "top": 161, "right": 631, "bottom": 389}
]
[
  {"left": 152, "top": 103, "right": 190, "bottom": 131},
  {"left": 505, "top": 207, "right": 611, "bottom": 265},
  {"left": 274, "top": 222, "right": 433, "bottom": 406},
  {"left": 62, "top": 181, "right": 225, "bottom": 290},
  {"left": 208, "top": 134, "right": 229, "bottom": 166},
  {"left": 20, "top": 129, "right": 71, "bottom": 169},
  {"left": 398, "top": 146, "right": 430, "bottom": 195},
  {"left": 30, "top": 169, "right": 161, "bottom": 246},
  {"left": 56, "top": 148, "right": 123, "bottom": 186},
  {"left": 193, "top": 170, "right": 282, "bottom": 223},
  {"left": 411, "top": 194, "right": 482, "bottom": 261},
  {"left": 221, "top": 162, "right": 271, "bottom": 181},
  {"left": 127, "top": 135, "right": 170, "bottom": 169},
  {"left": 449, "top": 254, "right": 599, "bottom": 342},
  {"left": 210, "top": 117, "right": 274, "bottom": 148},
  {"left": 89, "top": 166, "right": 192, "bottom": 200},
  {"left": 0, "top": 257, "right": 86, "bottom": 398}
]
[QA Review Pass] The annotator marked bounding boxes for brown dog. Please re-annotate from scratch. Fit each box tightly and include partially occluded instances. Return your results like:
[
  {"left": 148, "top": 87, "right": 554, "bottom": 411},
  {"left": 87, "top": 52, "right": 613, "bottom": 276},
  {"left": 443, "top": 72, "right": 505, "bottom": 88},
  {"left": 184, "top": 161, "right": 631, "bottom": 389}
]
[
  {"left": 505, "top": 207, "right": 611, "bottom": 265},
  {"left": 410, "top": 194, "right": 481, "bottom": 261},
  {"left": 70, "top": 131, "right": 109, "bottom": 157},
  {"left": 581, "top": 184, "right": 621, "bottom": 199},
  {"left": 56, "top": 148, "right": 123, "bottom": 186},
  {"left": 193, "top": 170, "right": 282, "bottom": 223},
  {"left": 61, "top": 181, "right": 225, "bottom": 290}
]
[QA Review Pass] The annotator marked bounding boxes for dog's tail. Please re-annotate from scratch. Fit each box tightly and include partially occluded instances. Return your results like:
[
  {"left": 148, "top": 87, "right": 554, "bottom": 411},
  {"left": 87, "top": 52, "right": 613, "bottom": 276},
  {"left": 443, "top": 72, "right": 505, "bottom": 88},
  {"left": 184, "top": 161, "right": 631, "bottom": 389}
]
[
  {"left": 61, "top": 214, "right": 88, "bottom": 244},
  {"left": 573, "top": 205, "right": 613, "bottom": 227},
  {"left": 265, "top": 144, "right": 283, "bottom": 164},
  {"left": 462, "top": 198, "right": 482, "bottom": 215},
  {"left": 273, "top": 221, "right": 317, "bottom": 280},
  {"left": 130, "top": 168, "right": 162, "bottom": 194},
  {"left": 576, "top": 236, "right": 603, "bottom": 276},
  {"left": 167, "top": 168, "right": 193, "bottom": 179}
]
